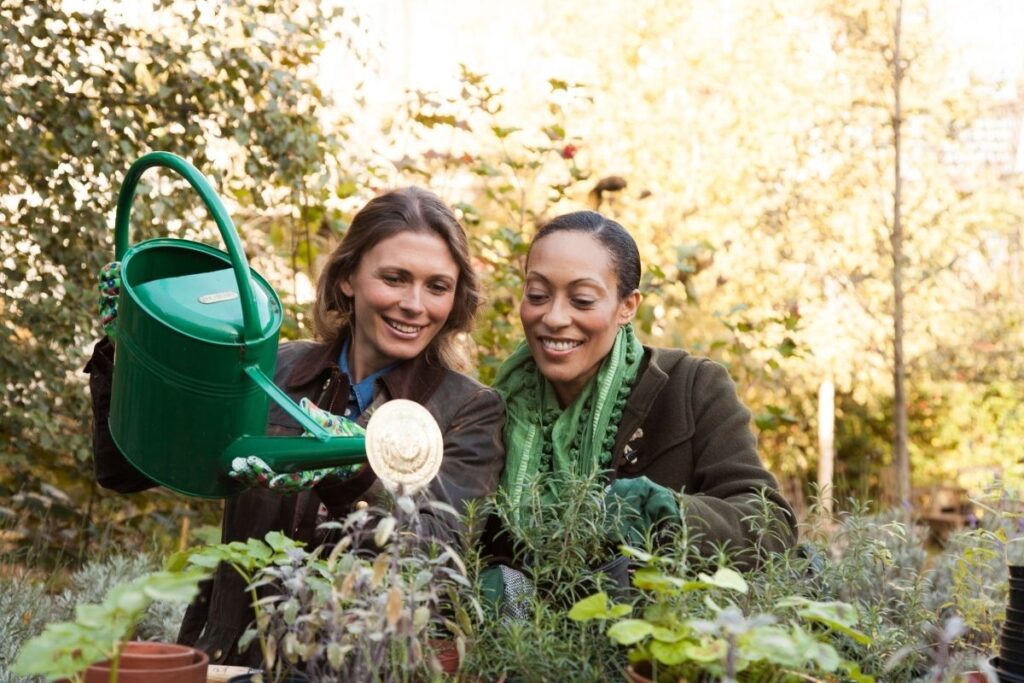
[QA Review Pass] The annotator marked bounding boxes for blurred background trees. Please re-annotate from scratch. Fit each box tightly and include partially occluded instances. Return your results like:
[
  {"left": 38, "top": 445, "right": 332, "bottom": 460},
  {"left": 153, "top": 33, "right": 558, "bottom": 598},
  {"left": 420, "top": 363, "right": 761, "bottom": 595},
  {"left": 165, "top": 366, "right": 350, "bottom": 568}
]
[{"left": 2, "top": 0, "right": 1023, "bottom": 561}]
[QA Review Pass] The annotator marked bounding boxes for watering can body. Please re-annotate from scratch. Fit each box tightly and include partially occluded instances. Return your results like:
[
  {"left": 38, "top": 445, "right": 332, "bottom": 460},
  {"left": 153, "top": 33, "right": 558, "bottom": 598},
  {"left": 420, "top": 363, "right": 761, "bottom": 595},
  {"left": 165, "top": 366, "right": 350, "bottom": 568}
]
[{"left": 108, "top": 152, "right": 366, "bottom": 499}]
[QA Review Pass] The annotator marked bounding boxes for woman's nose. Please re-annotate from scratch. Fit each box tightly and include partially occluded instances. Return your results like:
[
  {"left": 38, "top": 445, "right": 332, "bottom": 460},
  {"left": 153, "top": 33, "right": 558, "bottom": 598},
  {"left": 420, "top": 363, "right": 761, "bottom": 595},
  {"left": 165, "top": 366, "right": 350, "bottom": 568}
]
[
  {"left": 542, "top": 299, "right": 570, "bottom": 328},
  {"left": 399, "top": 286, "right": 425, "bottom": 315}
]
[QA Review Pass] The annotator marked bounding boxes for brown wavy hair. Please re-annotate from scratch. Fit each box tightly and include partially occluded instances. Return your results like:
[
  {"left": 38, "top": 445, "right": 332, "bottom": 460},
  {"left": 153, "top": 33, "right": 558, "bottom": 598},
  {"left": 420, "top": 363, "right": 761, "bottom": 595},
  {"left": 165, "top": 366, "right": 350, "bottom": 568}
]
[{"left": 313, "top": 187, "right": 480, "bottom": 369}]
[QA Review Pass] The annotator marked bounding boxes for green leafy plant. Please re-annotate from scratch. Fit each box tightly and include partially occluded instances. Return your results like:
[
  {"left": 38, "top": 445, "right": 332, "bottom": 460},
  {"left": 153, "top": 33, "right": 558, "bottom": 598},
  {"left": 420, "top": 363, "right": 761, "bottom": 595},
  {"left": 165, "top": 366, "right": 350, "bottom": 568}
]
[
  {"left": 9, "top": 567, "right": 209, "bottom": 683},
  {"left": 571, "top": 558, "right": 873, "bottom": 683},
  {"left": 172, "top": 496, "right": 474, "bottom": 682},
  {"left": 167, "top": 530, "right": 307, "bottom": 673},
  {"left": 492, "top": 468, "right": 633, "bottom": 607},
  {"left": 458, "top": 469, "right": 651, "bottom": 681}
]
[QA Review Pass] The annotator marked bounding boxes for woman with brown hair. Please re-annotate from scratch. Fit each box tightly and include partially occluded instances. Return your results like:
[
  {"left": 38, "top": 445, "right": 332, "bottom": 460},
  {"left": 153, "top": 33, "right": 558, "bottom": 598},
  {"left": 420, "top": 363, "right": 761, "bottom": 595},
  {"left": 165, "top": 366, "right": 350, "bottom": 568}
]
[{"left": 87, "top": 187, "right": 506, "bottom": 666}]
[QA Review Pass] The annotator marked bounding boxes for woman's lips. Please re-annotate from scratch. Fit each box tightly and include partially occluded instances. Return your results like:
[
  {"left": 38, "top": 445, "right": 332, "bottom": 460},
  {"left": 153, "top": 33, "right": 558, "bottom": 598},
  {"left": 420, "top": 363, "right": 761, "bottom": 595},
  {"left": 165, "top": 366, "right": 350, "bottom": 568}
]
[{"left": 384, "top": 317, "right": 426, "bottom": 339}]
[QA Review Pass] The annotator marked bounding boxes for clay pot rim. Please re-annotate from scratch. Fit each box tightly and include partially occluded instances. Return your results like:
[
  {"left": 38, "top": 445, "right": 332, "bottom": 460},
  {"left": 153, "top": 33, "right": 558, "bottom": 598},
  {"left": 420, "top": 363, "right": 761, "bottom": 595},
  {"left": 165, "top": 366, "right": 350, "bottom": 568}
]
[
  {"left": 90, "top": 648, "right": 209, "bottom": 674},
  {"left": 113, "top": 641, "right": 197, "bottom": 665}
]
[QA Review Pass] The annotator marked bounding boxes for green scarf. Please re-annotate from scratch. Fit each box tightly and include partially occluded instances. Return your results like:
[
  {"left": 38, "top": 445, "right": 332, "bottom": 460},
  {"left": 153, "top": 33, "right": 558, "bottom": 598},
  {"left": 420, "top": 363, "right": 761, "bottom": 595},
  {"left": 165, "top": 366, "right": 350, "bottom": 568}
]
[{"left": 494, "top": 324, "right": 644, "bottom": 523}]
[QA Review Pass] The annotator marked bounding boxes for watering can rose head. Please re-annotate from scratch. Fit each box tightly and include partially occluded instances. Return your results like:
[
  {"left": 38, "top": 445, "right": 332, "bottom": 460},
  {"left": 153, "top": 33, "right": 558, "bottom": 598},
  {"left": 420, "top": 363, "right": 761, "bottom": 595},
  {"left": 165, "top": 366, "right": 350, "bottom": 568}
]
[{"left": 363, "top": 399, "right": 444, "bottom": 494}]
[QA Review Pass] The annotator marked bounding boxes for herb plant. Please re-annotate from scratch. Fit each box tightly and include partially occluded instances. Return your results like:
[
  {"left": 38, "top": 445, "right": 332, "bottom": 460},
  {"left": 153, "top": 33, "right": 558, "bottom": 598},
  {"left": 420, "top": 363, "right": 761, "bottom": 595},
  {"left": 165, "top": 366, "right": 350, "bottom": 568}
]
[
  {"left": 570, "top": 556, "right": 872, "bottom": 683},
  {"left": 9, "top": 568, "right": 209, "bottom": 683}
]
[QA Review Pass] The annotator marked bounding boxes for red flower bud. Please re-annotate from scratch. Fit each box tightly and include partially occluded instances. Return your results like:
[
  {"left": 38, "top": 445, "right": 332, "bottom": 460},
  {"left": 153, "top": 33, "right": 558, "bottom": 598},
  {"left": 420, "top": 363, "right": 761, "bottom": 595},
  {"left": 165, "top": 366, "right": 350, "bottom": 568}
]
[{"left": 560, "top": 144, "right": 578, "bottom": 159}]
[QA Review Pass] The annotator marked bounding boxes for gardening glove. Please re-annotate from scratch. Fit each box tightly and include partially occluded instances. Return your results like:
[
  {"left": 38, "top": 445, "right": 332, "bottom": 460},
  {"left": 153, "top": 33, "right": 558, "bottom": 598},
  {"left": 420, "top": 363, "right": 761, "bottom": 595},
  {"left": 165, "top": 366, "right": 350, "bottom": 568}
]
[
  {"left": 605, "top": 475, "right": 680, "bottom": 546},
  {"left": 98, "top": 261, "right": 121, "bottom": 342},
  {"left": 228, "top": 398, "right": 365, "bottom": 494},
  {"left": 480, "top": 564, "right": 535, "bottom": 622}
]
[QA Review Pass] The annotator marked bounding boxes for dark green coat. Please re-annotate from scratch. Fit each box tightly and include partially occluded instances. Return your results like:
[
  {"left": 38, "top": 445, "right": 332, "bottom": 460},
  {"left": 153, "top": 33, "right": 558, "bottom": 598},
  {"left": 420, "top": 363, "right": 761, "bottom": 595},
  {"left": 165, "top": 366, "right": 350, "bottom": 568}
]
[{"left": 609, "top": 346, "right": 796, "bottom": 560}]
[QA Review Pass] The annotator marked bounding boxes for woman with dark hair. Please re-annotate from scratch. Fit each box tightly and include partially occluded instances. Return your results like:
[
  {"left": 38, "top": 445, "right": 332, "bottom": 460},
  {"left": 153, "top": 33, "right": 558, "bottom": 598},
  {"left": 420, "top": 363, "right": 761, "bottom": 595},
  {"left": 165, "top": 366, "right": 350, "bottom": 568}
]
[
  {"left": 87, "top": 187, "right": 505, "bottom": 665},
  {"left": 488, "top": 210, "right": 795, "bottom": 585}
]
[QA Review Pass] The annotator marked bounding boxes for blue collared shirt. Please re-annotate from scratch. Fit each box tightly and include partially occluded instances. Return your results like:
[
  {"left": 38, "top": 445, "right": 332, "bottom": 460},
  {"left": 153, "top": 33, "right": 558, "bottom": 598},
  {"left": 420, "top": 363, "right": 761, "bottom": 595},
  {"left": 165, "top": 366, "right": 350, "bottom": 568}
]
[{"left": 338, "top": 337, "right": 398, "bottom": 419}]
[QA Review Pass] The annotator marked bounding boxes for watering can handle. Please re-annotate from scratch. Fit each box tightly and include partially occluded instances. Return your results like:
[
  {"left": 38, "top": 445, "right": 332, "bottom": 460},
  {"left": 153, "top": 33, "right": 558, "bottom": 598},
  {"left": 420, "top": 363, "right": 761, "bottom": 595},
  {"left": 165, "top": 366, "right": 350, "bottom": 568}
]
[{"left": 113, "top": 151, "right": 263, "bottom": 343}]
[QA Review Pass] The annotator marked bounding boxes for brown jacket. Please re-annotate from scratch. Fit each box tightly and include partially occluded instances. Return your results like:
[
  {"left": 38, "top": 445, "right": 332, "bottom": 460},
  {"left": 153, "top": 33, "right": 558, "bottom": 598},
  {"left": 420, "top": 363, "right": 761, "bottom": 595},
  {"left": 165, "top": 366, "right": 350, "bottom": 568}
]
[
  {"left": 86, "top": 335, "right": 506, "bottom": 666},
  {"left": 609, "top": 347, "right": 796, "bottom": 559}
]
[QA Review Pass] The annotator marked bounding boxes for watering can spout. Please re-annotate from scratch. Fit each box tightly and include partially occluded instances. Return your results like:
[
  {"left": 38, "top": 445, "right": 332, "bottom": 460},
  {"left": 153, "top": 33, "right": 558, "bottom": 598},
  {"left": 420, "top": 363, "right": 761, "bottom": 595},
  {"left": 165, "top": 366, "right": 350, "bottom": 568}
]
[
  {"left": 223, "top": 435, "right": 367, "bottom": 473},
  {"left": 235, "top": 364, "right": 368, "bottom": 470}
]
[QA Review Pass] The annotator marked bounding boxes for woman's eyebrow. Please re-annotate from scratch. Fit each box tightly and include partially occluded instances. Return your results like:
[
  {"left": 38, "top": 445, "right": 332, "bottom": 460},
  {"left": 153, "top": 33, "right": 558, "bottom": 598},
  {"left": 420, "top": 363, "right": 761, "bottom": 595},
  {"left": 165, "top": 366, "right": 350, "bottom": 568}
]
[
  {"left": 377, "top": 266, "right": 456, "bottom": 282},
  {"left": 527, "top": 271, "right": 603, "bottom": 288}
]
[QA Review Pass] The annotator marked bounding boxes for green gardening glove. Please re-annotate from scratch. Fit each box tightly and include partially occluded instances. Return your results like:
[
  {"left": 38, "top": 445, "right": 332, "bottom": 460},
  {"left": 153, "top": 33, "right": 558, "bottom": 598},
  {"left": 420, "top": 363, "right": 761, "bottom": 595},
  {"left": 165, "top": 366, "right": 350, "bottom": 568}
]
[
  {"left": 228, "top": 397, "right": 365, "bottom": 494},
  {"left": 605, "top": 476, "right": 680, "bottom": 546},
  {"left": 479, "top": 565, "right": 534, "bottom": 621},
  {"left": 98, "top": 261, "right": 121, "bottom": 342}
]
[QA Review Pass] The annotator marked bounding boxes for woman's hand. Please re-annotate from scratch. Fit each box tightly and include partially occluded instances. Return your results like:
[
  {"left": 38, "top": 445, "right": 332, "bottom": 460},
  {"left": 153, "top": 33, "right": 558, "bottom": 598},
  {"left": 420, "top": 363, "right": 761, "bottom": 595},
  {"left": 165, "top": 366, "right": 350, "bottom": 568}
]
[
  {"left": 98, "top": 261, "right": 121, "bottom": 341},
  {"left": 228, "top": 455, "right": 342, "bottom": 493},
  {"left": 604, "top": 475, "right": 680, "bottom": 545},
  {"left": 228, "top": 398, "right": 365, "bottom": 494}
]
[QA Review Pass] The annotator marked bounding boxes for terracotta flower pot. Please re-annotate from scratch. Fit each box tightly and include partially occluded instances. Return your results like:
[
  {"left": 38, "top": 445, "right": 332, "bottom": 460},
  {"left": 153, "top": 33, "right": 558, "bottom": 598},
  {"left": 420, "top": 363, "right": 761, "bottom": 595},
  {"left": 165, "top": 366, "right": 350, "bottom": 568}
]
[
  {"left": 427, "top": 638, "right": 460, "bottom": 675},
  {"left": 111, "top": 641, "right": 197, "bottom": 669},
  {"left": 83, "top": 643, "right": 208, "bottom": 683}
]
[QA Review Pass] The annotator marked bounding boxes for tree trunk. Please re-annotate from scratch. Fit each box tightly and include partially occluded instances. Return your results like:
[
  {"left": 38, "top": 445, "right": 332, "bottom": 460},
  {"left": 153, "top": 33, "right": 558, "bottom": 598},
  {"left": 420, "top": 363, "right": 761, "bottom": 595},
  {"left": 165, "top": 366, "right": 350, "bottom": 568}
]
[
  {"left": 1010, "top": 228, "right": 1022, "bottom": 303},
  {"left": 891, "top": 0, "right": 911, "bottom": 510},
  {"left": 817, "top": 374, "right": 835, "bottom": 515}
]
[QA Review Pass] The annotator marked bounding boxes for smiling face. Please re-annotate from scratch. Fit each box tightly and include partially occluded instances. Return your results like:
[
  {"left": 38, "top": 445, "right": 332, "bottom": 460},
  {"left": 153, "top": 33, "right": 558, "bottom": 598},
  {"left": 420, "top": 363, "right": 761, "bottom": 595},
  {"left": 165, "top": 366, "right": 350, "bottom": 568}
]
[
  {"left": 520, "top": 231, "right": 640, "bottom": 406},
  {"left": 341, "top": 230, "right": 459, "bottom": 381}
]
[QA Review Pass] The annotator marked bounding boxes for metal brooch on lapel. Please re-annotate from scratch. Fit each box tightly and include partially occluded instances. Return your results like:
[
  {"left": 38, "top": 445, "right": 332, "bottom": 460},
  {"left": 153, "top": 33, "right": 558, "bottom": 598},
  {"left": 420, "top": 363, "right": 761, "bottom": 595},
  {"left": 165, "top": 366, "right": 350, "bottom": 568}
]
[{"left": 623, "top": 428, "right": 644, "bottom": 465}]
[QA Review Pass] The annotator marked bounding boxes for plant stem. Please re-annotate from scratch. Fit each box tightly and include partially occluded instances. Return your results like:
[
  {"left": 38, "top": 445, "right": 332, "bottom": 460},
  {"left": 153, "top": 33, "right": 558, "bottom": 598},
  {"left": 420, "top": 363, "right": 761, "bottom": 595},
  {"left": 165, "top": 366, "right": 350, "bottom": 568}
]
[
  {"left": 251, "top": 585, "right": 271, "bottom": 671},
  {"left": 107, "top": 647, "right": 121, "bottom": 683}
]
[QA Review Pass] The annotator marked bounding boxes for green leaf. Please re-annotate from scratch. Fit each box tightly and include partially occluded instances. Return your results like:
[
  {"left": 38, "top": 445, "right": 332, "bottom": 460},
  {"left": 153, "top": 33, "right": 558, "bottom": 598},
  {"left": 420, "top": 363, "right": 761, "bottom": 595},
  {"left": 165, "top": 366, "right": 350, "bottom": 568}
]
[
  {"left": 841, "top": 659, "right": 876, "bottom": 683},
  {"left": 650, "top": 625, "right": 687, "bottom": 642},
  {"left": 633, "top": 567, "right": 685, "bottom": 594},
  {"left": 696, "top": 567, "right": 748, "bottom": 594},
  {"left": 607, "top": 619, "right": 654, "bottom": 645},
  {"left": 139, "top": 569, "right": 209, "bottom": 603},
  {"left": 568, "top": 591, "right": 631, "bottom": 621},
  {"left": 650, "top": 638, "right": 727, "bottom": 665},
  {"left": 185, "top": 551, "right": 225, "bottom": 569},
  {"left": 776, "top": 597, "right": 870, "bottom": 644},
  {"left": 777, "top": 336, "right": 798, "bottom": 357},
  {"left": 163, "top": 550, "right": 191, "bottom": 572},
  {"left": 264, "top": 530, "right": 292, "bottom": 552},
  {"left": 542, "top": 124, "right": 565, "bottom": 141},
  {"left": 491, "top": 125, "right": 520, "bottom": 139}
]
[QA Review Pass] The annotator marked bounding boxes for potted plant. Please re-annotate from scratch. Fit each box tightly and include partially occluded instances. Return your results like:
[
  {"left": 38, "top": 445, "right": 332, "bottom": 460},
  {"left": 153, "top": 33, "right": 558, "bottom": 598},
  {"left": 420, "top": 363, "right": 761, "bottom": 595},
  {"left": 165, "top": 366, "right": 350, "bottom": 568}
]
[
  {"left": 570, "top": 551, "right": 874, "bottom": 683},
  {"left": 10, "top": 568, "right": 211, "bottom": 683},
  {"left": 177, "top": 493, "right": 473, "bottom": 682},
  {"left": 492, "top": 469, "right": 638, "bottom": 607},
  {"left": 166, "top": 529, "right": 309, "bottom": 677}
]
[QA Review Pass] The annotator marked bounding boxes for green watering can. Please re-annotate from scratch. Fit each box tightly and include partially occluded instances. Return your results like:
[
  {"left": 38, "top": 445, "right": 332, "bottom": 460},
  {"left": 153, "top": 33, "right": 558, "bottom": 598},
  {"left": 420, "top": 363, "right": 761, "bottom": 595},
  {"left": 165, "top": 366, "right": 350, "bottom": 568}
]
[{"left": 107, "top": 152, "right": 367, "bottom": 499}]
